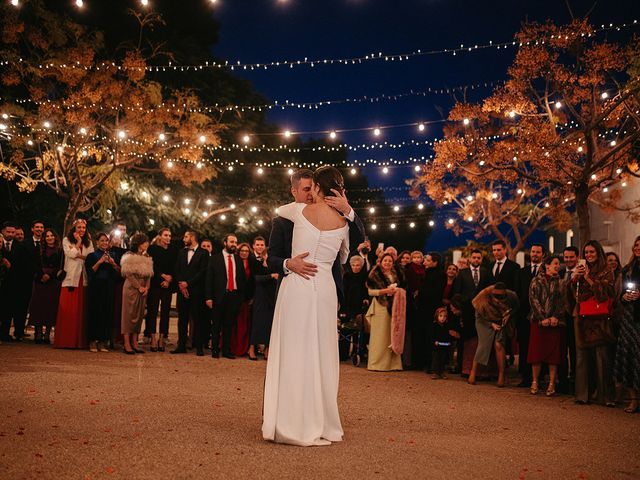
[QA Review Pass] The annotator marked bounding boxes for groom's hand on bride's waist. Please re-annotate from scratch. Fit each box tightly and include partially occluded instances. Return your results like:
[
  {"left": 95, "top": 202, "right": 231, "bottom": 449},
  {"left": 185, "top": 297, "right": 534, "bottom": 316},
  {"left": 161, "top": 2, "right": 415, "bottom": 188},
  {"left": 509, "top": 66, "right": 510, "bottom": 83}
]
[{"left": 285, "top": 252, "right": 318, "bottom": 280}]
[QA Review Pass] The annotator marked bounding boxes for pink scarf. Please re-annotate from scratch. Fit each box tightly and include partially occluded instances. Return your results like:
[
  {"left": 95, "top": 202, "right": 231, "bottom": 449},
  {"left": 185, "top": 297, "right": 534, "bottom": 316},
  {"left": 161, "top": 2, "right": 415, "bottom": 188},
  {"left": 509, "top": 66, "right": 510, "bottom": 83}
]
[{"left": 390, "top": 287, "right": 407, "bottom": 355}]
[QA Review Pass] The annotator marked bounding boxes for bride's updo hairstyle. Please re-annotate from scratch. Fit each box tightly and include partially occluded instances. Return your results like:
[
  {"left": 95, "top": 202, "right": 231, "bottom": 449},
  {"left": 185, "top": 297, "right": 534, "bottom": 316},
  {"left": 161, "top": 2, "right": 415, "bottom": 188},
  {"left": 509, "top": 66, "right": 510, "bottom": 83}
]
[{"left": 313, "top": 166, "right": 345, "bottom": 197}]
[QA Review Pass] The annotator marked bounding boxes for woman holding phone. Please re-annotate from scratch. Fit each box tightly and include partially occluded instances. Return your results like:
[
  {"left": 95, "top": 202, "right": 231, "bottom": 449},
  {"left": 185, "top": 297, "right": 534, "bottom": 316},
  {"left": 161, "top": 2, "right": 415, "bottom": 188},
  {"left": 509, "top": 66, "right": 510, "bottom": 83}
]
[{"left": 614, "top": 236, "right": 640, "bottom": 413}]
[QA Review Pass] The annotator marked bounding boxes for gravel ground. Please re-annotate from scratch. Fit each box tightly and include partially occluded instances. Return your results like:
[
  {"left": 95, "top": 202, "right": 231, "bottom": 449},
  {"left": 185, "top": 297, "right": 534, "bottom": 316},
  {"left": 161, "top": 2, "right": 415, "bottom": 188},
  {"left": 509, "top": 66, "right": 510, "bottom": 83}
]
[{"left": 0, "top": 341, "right": 638, "bottom": 480}]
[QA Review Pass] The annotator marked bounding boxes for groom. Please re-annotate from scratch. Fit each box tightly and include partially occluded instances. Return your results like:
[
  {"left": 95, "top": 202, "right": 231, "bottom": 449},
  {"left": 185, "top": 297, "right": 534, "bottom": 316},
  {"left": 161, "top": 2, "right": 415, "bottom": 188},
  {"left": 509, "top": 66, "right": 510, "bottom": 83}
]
[{"left": 268, "top": 168, "right": 366, "bottom": 306}]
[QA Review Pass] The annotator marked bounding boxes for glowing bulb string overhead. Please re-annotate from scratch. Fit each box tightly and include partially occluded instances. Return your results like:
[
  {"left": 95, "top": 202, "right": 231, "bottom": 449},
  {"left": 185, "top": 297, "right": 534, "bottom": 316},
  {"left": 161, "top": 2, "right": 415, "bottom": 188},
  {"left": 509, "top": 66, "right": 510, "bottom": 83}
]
[
  {"left": 2, "top": 80, "right": 501, "bottom": 114},
  {"left": 1, "top": 20, "right": 634, "bottom": 72}
]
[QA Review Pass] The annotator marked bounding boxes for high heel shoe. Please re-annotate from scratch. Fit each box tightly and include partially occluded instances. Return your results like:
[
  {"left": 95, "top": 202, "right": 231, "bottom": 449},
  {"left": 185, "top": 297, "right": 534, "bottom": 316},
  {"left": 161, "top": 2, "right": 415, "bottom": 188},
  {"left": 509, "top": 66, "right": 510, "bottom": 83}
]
[
  {"left": 545, "top": 387, "right": 556, "bottom": 397},
  {"left": 530, "top": 381, "right": 539, "bottom": 395},
  {"left": 624, "top": 400, "right": 639, "bottom": 413},
  {"left": 133, "top": 348, "right": 145, "bottom": 354},
  {"left": 123, "top": 348, "right": 135, "bottom": 355}
]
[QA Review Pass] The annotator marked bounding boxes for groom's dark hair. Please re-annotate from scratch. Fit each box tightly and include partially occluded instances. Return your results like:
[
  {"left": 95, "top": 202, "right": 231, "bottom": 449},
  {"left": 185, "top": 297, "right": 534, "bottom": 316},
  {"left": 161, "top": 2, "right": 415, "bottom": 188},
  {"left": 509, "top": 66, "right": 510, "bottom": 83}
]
[
  {"left": 313, "top": 166, "right": 345, "bottom": 197},
  {"left": 290, "top": 168, "right": 313, "bottom": 188}
]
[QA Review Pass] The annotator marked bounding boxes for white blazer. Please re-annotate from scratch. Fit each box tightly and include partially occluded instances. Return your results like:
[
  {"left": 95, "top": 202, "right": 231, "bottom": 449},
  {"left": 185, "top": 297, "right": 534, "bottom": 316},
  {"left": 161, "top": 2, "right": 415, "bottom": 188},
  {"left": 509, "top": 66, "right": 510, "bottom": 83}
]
[{"left": 61, "top": 237, "right": 94, "bottom": 288}]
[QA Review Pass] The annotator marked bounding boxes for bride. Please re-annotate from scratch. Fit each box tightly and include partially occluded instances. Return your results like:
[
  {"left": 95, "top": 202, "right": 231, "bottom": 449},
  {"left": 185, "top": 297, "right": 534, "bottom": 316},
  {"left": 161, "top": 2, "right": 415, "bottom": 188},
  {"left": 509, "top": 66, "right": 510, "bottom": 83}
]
[{"left": 262, "top": 166, "right": 350, "bottom": 446}]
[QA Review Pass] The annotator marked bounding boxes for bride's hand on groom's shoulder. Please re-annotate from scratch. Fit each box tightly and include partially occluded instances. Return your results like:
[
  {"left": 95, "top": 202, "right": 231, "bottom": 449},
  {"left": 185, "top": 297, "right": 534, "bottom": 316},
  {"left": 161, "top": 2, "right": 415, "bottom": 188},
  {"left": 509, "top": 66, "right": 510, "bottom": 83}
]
[{"left": 325, "top": 189, "right": 351, "bottom": 215}]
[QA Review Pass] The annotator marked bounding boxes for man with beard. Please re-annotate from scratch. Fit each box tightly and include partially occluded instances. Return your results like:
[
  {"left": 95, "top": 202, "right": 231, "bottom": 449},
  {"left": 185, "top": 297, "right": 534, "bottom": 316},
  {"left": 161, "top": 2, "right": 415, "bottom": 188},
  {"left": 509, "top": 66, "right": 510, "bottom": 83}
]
[
  {"left": 172, "top": 230, "right": 209, "bottom": 355},
  {"left": 206, "top": 233, "right": 247, "bottom": 359},
  {"left": 0, "top": 222, "right": 31, "bottom": 341}
]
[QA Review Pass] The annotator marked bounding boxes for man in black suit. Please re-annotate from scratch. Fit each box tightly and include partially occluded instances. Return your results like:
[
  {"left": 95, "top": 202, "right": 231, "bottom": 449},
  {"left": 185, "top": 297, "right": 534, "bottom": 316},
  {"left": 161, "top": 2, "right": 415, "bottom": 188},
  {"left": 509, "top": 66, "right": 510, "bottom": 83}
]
[
  {"left": 171, "top": 230, "right": 209, "bottom": 355},
  {"left": 515, "top": 243, "right": 545, "bottom": 387},
  {"left": 489, "top": 240, "right": 520, "bottom": 290},
  {"left": 558, "top": 245, "right": 579, "bottom": 392},
  {"left": 452, "top": 249, "right": 492, "bottom": 373},
  {"left": 0, "top": 221, "right": 32, "bottom": 341},
  {"left": 205, "top": 233, "right": 247, "bottom": 359},
  {"left": 267, "top": 169, "right": 365, "bottom": 307}
]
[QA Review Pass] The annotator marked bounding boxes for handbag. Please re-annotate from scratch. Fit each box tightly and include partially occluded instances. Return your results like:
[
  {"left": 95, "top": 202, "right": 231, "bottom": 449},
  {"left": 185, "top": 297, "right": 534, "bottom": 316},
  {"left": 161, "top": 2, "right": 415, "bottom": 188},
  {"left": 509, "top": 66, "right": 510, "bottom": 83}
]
[
  {"left": 578, "top": 296, "right": 612, "bottom": 316},
  {"left": 55, "top": 251, "right": 66, "bottom": 281}
]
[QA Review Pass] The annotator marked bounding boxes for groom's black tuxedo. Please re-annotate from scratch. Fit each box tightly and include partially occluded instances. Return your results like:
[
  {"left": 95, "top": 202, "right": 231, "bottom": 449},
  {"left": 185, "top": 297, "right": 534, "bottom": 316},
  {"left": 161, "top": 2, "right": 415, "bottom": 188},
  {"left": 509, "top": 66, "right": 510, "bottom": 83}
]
[{"left": 267, "top": 206, "right": 365, "bottom": 305}]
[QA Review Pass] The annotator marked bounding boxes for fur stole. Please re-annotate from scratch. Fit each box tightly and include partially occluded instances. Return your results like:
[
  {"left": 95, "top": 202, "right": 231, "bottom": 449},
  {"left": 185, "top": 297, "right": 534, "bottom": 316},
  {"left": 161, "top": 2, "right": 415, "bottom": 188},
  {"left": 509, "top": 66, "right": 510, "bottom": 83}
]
[
  {"left": 367, "top": 265, "right": 403, "bottom": 310},
  {"left": 472, "top": 285, "right": 518, "bottom": 327},
  {"left": 390, "top": 287, "right": 407, "bottom": 355},
  {"left": 121, "top": 252, "right": 153, "bottom": 278}
]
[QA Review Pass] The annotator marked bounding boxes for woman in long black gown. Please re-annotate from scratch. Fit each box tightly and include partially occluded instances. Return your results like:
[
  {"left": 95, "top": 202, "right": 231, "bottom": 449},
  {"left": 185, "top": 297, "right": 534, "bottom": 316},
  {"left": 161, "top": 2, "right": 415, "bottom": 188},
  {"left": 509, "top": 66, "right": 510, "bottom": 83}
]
[{"left": 249, "top": 249, "right": 278, "bottom": 360}]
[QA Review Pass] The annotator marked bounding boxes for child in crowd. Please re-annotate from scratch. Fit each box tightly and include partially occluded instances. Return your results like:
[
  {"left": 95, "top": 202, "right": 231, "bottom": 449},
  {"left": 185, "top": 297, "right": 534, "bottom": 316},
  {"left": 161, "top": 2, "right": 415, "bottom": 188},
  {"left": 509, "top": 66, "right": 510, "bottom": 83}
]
[{"left": 431, "top": 307, "right": 460, "bottom": 379}]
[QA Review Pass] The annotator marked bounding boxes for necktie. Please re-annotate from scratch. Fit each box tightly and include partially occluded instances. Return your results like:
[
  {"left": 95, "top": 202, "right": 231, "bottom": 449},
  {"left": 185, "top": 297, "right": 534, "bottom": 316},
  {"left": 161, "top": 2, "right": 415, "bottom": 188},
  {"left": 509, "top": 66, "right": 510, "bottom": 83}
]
[
  {"left": 566, "top": 269, "right": 572, "bottom": 280},
  {"left": 227, "top": 254, "right": 235, "bottom": 291},
  {"left": 187, "top": 248, "right": 194, "bottom": 264},
  {"left": 532, "top": 265, "right": 538, "bottom": 276},
  {"left": 5, "top": 241, "right": 11, "bottom": 252},
  {"left": 473, "top": 268, "right": 479, "bottom": 287},
  {"left": 495, "top": 261, "right": 502, "bottom": 277}
]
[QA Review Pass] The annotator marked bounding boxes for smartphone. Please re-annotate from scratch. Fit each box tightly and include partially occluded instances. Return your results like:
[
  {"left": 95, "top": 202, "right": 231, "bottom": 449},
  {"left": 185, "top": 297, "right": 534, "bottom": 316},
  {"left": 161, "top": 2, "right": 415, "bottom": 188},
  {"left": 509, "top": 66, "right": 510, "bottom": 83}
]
[
  {"left": 626, "top": 282, "right": 639, "bottom": 295},
  {"left": 377, "top": 242, "right": 384, "bottom": 251},
  {"left": 578, "top": 259, "right": 587, "bottom": 267}
]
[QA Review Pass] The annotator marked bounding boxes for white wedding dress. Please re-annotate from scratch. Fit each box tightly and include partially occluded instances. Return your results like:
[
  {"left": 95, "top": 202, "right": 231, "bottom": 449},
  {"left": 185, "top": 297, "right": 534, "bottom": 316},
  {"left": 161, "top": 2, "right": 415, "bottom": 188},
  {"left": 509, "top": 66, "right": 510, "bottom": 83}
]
[{"left": 262, "top": 202, "right": 349, "bottom": 446}]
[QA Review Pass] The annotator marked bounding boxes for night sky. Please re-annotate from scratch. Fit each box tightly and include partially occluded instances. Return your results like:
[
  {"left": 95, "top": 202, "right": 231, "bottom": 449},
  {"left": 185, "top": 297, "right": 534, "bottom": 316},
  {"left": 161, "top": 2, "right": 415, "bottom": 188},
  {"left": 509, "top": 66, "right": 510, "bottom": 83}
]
[{"left": 213, "top": 1, "right": 638, "bottom": 250}]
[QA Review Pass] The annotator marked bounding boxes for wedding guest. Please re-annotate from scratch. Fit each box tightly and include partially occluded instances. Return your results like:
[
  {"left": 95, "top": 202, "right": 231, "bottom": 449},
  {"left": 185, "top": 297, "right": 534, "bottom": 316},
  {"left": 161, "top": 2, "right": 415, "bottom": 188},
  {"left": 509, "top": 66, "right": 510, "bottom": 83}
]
[
  {"left": 573, "top": 240, "right": 617, "bottom": 406},
  {"left": 397, "top": 251, "right": 411, "bottom": 268},
  {"left": 403, "top": 251, "right": 426, "bottom": 368},
  {"left": 85, "top": 233, "right": 121, "bottom": 353},
  {"left": 614, "top": 235, "right": 640, "bottom": 413},
  {"left": 442, "top": 264, "right": 459, "bottom": 305},
  {"left": 558, "top": 245, "right": 580, "bottom": 391},
  {"left": 431, "top": 307, "right": 460, "bottom": 379},
  {"left": 205, "top": 233, "right": 247, "bottom": 359},
  {"left": 201, "top": 239, "right": 213, "bottom": 255},
  {"left": 13, "top": 227, "right": 25, "bottom": 242},
  {"left": 109, "top": 231, "right": 127, "bottom": 348},
  {"left": 342, "top": 256, "right": 369, "bottom": 324},
  {"left": 415, "top": 252, "right": 446, "bottom": 371},
  {"left": 384, "top": 246, "right": 398, "bottom": 262},
  {"left": 28, "top": 228, "right": 62, "bottom": 344},
  {"left": 468, "top": 282, "right": 519, "bottom": 387},
  {"left": 249, "top": 248, "right": 278, "bottom": 360},
  {"left": 365, "top": 253, "right": 405, "bottom": 371},
  {"left": 145, "top": 228, "right": 177, "bottom": 352},
  {"left": 453, "top": 249, "right": 491, "bottom": 375},
  {"left": 54, "top": 219, "right": 93, "bottom": 349},
  {"left": 516, "top": 244, "right": 545, "bottom": 388},
  {"left": 120, "top": 233, "right": 153, "bottom": 355},
  {"left": 172, "top": 230, "right": 208, "bottom": 355},
  {"left": 231, "top": 242, "right": 254, "bottom": 357},
  {"left": 527, "top": 255, "right": 567, "bottom": 396},
  {"left": 24, "top": 220, "right": 45, "bottom": 333},
  {"left": 489, "top": 240, "right": 520, "bottom": 290},
  {"left": 355, "top": 239, "right": 374, "bottom": 272},
  {"left": 0, "top": 222, "right": 31, "bottom": 341},
  {"left": 607, "top": 252, "right": 622, "bottom": 278}
]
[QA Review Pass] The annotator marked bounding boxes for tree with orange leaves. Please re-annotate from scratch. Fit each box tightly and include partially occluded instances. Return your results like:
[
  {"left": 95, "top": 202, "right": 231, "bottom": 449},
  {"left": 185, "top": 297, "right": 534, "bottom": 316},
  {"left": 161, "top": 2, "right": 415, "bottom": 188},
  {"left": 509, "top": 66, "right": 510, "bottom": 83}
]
[
  {"left": 0, "top": 1, "right": 224, "bottom": 233},
  {"left": 412, "top": 18, "right": 640, "bottom": 251}
]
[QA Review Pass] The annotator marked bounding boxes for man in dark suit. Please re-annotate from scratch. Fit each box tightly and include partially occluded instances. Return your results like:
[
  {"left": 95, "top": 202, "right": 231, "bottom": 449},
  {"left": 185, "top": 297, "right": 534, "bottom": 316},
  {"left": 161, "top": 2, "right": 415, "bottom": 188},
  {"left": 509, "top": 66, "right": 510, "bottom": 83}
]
[
  {"left": 515, "top": 243, "right": 545, "bottom": 387},
  {"left": 558, "top": 245, "right": 579, "bottom": 392},
  {"left": 171, "top": 230, "right": 209, "bottom": 355},
  {"left": 0, "top": 221, "right": 32, "bottom": 341},
  {"left": 205, "top": 233, "right": 247, "bottom": 359},
  {"left": 489, "top": 240, "right": 520, "bottom": 290},
  {"left": 267, "top": 169, "right": 365, "bottom": 307},
  {"left": 452, "top": 249, "right": 492, "bottom": 373}
]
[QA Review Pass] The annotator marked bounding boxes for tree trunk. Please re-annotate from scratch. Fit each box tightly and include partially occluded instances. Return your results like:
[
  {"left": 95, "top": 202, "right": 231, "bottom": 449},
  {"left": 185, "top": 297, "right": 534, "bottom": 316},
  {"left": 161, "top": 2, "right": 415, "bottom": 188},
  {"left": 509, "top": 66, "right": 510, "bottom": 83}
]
[
  {"left": 63, "top": 197, "right": 81, "bottom": 236},
  {"left": 575, "top": 183, "right": 591, "bottom": 249}
]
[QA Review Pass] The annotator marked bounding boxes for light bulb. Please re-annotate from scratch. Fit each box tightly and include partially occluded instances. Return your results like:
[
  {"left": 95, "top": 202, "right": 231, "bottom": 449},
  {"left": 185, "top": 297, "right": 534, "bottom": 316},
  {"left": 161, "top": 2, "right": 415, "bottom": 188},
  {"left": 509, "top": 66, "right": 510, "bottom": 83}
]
[
  {"left": 287, "top": 168, "right": 294, "bottom": 175},
  {"left": 466, "top": 195, "right": 473, "bottom": 201},
  {"left": 206, "top": 199, "right": 213, "bottom": 205},
  {"left": 382, "top": 167, "right": 389, "bottom": 174},
  {"left": 257, "top": 167, "right": 264, "bottom": 175},
  {"left": 409, "top": 222, "right": 415, "bottom": 228},
  {"left": 393, "top": 206, "right": 400, "bottom": 212},
  {"left": 199, "top": 135, "right": 206, "bottom": 143},
  {"left": 118, "top": 130, "right": 126, "bottom": 139},
  {"left": 79, "top": 127, "right": 87, "bottom": 135},
  {"left": 414, "top": 165, "right": 421, "bottom": 172},
  {"left": 162, "top": 195, "right": 170, "bottom": 202},
  {"left": 251, "top": 206, "right": 258, "bottom": 213},
  {"left": 428, "top": 220, "right": 435, "bottom": 227},
  {"left": 257, "top": 219, "right": 264, "bottom": 226},
  {"left": 283, "top": 130, "right": 292, "bottom": 138},
  {"left": 390, "top": 223, "right": 396, "bottom": 230},
  {"left": 184, "top": 208, "right": 190, "bottom": 215},
  {"left": 43, "top": 121, "right": 51, "bottom": 128},
  {"left": 184, "top": 198, "right": 191, "bottom": 205},
  {"left": 371, "top": 224, "right": 377, "bottom": 230},
  {"left": 196, "top": 162, "right": 203, "bottom": 169},
  {"left": 242, "top": 135, "right": 250, "bottom": 144},
  {"left": 75, "top": 0, "right": 83, "bottom": 7},
  {"left": 463, "top": 118, "right": 470, "bottom": 126},
  {"left": 350, "top": 168, "right": 357, "bottom": 175},
  {"left": 369, "top": 207, "right": 375, "bottom": 214},
  {"left": 228, "top": 165, "right": 234, "bottom": 171},
  {"left": 373, "top": 128, "right": 381, "bottom": 137},
  {"left": 220, "top": 214, "right": 226, "bottom": 220},
  {"left": 418, "top": 203, "right": 424, "bottom": 210},
  {"left": 601, "top": 92, "right": 608, "bottom": 99},
  {"left": 166, "top": 161, "right": 174, "bottom": 168},
  {"left": 447, "top": 219, "right": 454, "bottom": 225},
  {"left": 418, "top": 123, "right": 425, "bottom": 132},
  {"left": 554, "top": 101, "right": 562, "bottom": 109},
  {"left": 239, "top": 217, "right": 245, "bottom": 224},
  {"left": 159, "top": 133, "right": 166, "bottom": 141},
  {"left": 230, "top": 203, "right": 236, "bottom": 209},
  {"left": 329, "top": 131, "right": 337, "bottom": 139},
  {"left": 141, "top": 0, "right": 149, "bottom": 6},
  {"left": 202, "top": 211, "right": 209, "bottom": 218}
]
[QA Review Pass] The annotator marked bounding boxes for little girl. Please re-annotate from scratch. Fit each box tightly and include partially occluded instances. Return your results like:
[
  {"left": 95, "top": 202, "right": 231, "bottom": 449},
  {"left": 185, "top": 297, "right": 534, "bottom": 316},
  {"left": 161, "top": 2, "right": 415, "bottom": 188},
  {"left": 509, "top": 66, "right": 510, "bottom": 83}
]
[{"left": 431, "top": 307, "right": 460, "bottom": 379}]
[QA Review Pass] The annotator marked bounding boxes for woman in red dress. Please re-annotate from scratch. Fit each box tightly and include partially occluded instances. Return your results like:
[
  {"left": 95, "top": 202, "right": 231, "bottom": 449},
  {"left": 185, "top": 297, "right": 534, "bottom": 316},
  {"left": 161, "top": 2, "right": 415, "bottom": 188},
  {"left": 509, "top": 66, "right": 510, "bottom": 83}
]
[
  {"left": 54, "top": 219, "right": 93, "bottom": 349},
  {"left": 527, "top": 255, "right": 567, "bottom": 396},
  {"left": 230, "top": 243, "right": 253, "bottom": 357}
]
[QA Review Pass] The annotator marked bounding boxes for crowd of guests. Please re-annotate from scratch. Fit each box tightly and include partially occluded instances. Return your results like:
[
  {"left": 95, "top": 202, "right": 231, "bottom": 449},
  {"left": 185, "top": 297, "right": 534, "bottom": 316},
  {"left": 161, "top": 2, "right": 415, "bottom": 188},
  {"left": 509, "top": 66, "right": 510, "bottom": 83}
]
[
  {"left": 0, "top": 220, "right": 278, "bottom": 360},
  {"left": 341, "top": 237, "right": 640, "bottom": 413},
  {"left": 1, "top": 217, "right": 638, "bottom": 413}
]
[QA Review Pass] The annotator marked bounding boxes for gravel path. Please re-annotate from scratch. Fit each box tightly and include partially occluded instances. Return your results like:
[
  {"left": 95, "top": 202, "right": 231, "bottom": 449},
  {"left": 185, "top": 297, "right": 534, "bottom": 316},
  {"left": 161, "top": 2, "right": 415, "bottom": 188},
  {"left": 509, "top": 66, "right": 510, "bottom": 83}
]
[{"left": 1, "top": 342, "right": 638, "bottom": 480}]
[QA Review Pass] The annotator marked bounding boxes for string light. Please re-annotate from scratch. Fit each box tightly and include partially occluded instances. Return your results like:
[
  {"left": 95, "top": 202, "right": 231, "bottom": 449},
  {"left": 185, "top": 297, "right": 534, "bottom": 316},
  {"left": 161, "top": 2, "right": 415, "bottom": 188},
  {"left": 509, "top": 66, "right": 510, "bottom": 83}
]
[
  {"left": 206, "top": 199, "right": 213, "bottom": 205},
  {"left": 390, "top": 223, "right": 396, "bottom": 230},
  {"left": 371, "top": 224, "right": 377, "bottom": 230},
  {"left": 369, "top": 207, "right": 375, "bottom": 214},
  {"left": 418, "top": 123, "right": 426, "bottom": 132},
  {"left": 382, "top": 167, "right": 389, "bottom": 174},
  {"left": 393, "top": 206, "right": 400, "bottom": 212},
  {"left": 5, "top": 21, "right": 631, "bottom": 72},
  {"left": 463, "top": 118, "right": 470, "bottom": 126},
  {"left": 350, "top": 168, "right": 357, "bottom": 175},
  {"left": 601, "top": 92, "right": 609, "bottom": 99},
  {"left": 117, "top": 130, "right": 126, "bottom": 139},
  {"left": 428, "top": 220, "right": 435, "bottom": 227},
  {"left": 554, "top": 101, "right": 562, "bottom": 109},
  {"left": 162, "top": 194, "right": 170, "bottom": 202},
  {"left": 75, "top": 0, "right": 83, "bottom": 7},
  {"left": 329, "top": 131, "right": 337, "bottom": 139},
  {"left": 220, "top": 214, "right": 227, "bottom": 220},
  {"left": 373, "top": 128, "right": 381, "bottom": 137}
]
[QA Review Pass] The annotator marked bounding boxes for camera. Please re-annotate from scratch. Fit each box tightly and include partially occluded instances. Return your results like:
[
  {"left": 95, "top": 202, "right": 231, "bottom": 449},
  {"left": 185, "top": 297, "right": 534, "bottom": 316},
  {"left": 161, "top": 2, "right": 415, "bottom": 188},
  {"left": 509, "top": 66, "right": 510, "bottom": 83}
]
[
  {"left": 360, "top": 247, "right": 370, "bottom": 254},
  {"left": 626, "top": 282, "right": 639, "bottom": 295}
]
